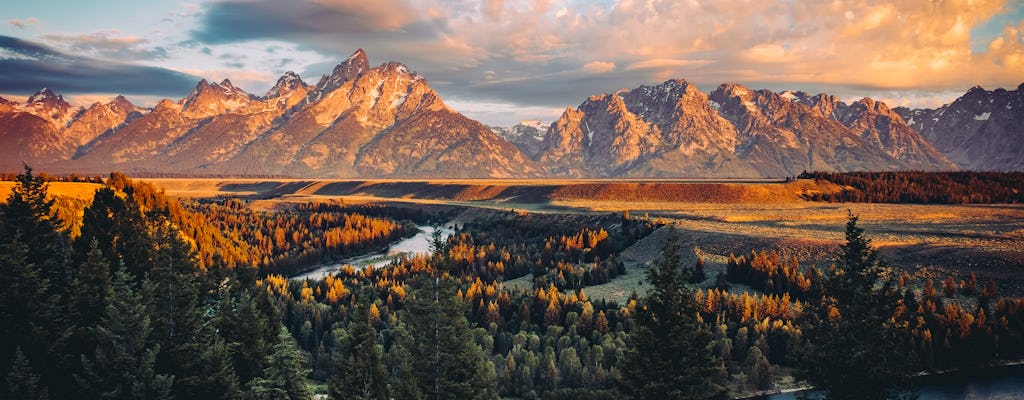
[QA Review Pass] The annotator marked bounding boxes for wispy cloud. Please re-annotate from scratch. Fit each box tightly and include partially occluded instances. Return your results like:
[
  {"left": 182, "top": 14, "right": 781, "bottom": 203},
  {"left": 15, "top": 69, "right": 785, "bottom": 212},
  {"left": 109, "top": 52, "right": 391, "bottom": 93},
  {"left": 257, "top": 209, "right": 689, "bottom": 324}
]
[
  {"left": 8, "top": 18, "right": 38, "bottom": 30},
  {"left": 42, "top": 31, "right": 169, "bottom": 61}
]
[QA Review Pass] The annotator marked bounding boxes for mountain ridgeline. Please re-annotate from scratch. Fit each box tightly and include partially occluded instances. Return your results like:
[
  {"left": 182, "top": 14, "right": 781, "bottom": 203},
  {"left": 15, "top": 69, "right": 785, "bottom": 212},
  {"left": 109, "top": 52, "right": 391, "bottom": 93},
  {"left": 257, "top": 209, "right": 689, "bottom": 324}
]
[{"left": 1, "top": 49, "right": 1021, "bottom": 177}]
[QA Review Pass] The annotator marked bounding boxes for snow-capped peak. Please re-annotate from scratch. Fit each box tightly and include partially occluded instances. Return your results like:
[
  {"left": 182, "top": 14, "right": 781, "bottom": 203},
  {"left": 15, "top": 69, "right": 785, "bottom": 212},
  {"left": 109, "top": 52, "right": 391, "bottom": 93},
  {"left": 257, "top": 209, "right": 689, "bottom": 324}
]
[
  {"left": 518, "top": 119, "right": 549, "bottom": 132},
  {"left": 28, "top": 87, "right": 62, "bottom": 104}
]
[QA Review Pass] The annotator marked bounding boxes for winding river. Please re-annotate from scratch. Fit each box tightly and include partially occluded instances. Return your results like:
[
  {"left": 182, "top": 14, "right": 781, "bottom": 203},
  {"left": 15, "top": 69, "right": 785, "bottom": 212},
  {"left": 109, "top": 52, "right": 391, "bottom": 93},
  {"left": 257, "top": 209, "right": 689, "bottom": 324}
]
[{"left": 290, "top": 224, "right": 455, "bottom": 281}]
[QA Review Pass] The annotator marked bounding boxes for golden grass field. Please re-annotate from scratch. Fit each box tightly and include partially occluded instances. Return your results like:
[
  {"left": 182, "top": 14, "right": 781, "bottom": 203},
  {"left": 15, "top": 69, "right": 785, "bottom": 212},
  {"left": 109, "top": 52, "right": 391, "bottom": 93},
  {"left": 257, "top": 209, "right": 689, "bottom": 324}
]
[{"left": 0, "top": 181, "right": 104, "bottom": 202}]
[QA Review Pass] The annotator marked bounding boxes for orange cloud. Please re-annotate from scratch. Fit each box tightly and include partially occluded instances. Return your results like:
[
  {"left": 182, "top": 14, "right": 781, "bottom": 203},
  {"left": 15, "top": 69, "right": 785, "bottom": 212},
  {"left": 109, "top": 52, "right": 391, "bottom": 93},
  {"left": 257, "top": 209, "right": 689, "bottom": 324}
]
[{"left": 582, "top": 61, "right": 615, "bottom": 73}]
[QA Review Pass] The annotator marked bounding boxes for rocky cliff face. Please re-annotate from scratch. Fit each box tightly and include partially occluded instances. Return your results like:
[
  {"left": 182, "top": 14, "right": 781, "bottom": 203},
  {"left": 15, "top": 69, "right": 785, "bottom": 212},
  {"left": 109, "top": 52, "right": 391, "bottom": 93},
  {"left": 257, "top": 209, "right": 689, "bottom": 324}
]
[
  {"left": 532, "top": 80, "right": 946, "bottom": 178},
  {"left": 537, "top": 80, "right": 752, "bottom": 177},
  {"left": 895, "top": 84, "right": 1024, "bottom": 171},
  {"left": 834, "top": 98, "right": 955, "bottom": 170}
]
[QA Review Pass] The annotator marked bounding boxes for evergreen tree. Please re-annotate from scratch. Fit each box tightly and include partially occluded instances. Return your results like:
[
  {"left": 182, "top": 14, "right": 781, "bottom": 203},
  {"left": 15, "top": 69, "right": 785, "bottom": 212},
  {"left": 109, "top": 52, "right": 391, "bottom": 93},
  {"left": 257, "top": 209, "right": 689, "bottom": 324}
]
[
  {"left": 385, "top": 322, "right": 424, "bottom": 400},
  {"left": 169, "top": 330, "right": 241, "bottom": 400},
  {"left": 247, "top": 328, "right": 312, "bottom": 400},
  {"left": 329, "top": 305, "right": 388, "bottom": 400},
  {"left": 52, "top": 241, "right": 116, "bottom": 396},
  {"left": 76, "top": 265, "right": 173, "bottom": 399},
  {"left": 0, "top": 219, "right": 59, "bottom": 397},
  {"left": 215, "top": 290, "right": 281, "bottom": 386},
  {"left": 798, "top": 213, "right": 916, "bottom": 400},
  {"left": 75, "top": 185, "right": 153, "bottom": 282},
  {"left": 69, "top": 241, "right": 113, "bottom": 329},
  {"left": 144, "top": 225, "right": 202, "bottom": 361},
  {"left": 0, "top": 165, "right": 67, "bottom": 393},
  {"left": 402, "top": 277, "right": 498, "bottom": 400},
  {"left": 0, "top": 164, "right": 70, "bottom": 290},
  {"left": 618, "top": 239, "right": 729, "bottom": 400},
  {"left": 6, "top": 347, "right": 49, "bottom": 400}
]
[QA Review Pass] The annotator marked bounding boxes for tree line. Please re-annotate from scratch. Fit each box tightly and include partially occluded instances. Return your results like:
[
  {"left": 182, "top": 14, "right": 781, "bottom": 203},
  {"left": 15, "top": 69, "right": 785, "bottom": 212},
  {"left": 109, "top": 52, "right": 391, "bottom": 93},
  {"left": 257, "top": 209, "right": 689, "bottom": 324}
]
[{"left": 798, "top": 171, "right": 1024, "bottom": 204}]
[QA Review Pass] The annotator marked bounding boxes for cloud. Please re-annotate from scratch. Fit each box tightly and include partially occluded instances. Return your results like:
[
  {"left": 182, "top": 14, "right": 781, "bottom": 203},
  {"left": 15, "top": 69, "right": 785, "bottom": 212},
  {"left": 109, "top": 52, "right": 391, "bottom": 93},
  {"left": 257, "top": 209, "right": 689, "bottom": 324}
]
[
  {"left": 192, "top": 0, "right": 425, "bottom": 42},
  {"left": 582, "top": 61, "right": 615, "bottom": 74},
  {"left": 8, "top": 0, "right": 1022, "bottom": 125},
  {"left": 8, "top": 18, "right": 37, "bottom": 30},
  {"left": 42, "top": 31, "right": 169, "bottom": 61},
  {"left": 0, "top": 36, "right": 199, "bottom": 97}
]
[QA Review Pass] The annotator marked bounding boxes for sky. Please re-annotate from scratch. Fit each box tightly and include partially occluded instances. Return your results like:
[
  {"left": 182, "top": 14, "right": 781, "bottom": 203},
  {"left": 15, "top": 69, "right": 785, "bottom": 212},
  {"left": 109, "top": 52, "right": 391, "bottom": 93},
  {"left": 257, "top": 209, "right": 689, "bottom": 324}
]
[{"left": 2, "top": 0, "right": 1023, "bottom": 126}]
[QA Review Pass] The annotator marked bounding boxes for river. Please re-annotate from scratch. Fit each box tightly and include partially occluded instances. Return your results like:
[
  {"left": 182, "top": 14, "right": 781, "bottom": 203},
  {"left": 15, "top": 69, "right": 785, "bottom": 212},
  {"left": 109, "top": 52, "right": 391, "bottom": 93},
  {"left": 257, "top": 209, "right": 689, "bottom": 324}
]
[
  {"left": 764, "top": 364, "right": 1024, "bottom": 399},
  {"left": 290, "top": 224, "right": 455, "bottom": 281}
]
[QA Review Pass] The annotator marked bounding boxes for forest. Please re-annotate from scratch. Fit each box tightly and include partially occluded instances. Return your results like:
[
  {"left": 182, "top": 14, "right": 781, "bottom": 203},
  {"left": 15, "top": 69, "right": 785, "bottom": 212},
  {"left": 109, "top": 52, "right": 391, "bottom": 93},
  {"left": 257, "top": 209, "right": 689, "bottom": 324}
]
[
  {"left": 2, "top": 166, "right": 1024, "bottom": 400},
  {"left": 798, "top": 171, "right": 1024, "bottom": 204}
]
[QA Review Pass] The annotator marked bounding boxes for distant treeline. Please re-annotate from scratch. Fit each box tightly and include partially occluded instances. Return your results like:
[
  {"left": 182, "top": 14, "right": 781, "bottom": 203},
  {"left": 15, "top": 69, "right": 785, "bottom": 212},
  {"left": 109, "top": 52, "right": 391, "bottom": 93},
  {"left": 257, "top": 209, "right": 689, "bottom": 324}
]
[
  {"left": 0, "top": 172, "right": 104, "bottom": 183},
  {"left": 799, "top": 171, "right": 1024, "bottom": 204}
]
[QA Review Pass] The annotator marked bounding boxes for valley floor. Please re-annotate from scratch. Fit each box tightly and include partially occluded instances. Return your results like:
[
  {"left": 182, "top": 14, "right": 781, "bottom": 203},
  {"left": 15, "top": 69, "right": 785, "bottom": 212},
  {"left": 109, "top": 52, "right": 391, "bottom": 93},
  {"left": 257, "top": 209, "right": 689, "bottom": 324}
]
[{"left": 141, "top": 177, "right": 1024, "bottom": 297}]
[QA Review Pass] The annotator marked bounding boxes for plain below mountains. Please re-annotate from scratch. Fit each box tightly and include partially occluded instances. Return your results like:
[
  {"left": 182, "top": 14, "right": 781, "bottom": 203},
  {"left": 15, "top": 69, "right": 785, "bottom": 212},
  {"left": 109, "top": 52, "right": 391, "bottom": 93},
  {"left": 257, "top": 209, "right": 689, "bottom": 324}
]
[{"left": 1, "top": 49, "right": 1020, "bottom": 178}]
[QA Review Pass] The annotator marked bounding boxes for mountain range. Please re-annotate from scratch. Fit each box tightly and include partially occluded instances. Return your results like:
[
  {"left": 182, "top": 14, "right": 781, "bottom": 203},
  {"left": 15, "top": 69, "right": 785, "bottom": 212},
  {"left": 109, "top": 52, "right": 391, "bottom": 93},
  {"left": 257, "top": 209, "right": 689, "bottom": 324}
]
[{"left": 1, "top": 49, "right": 1020, "bottom": 178}]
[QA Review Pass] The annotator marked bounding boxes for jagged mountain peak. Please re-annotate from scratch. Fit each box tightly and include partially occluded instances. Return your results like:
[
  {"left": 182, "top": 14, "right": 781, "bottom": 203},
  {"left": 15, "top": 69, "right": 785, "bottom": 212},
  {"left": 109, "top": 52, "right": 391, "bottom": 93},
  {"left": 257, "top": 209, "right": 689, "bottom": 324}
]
[
  {"left": 21, "top": 87, "right": 75, "bottom": 125},
  {"left": 265, "top": 71, "right": 308, "bottom": 98},
  {"left": 717, "top": 82, "right": 753, "bottom": 98},
  {"left": 26, "top": 87, "right": 72, "bottom": 113},
  {"left": 109, "top": 95, "right": 137, "bottom": 111},
  {"left": 181, "top": 78, "right": 253, "bottom": 118},
  {"left": 315, "top": 49, "right": 372, "bottom": 94},
  {"left": 28, "top": 87, "right": 63, "bottom": 103},
  {"left": 379, "top": 61, "right": 424, "bottom": 81}
]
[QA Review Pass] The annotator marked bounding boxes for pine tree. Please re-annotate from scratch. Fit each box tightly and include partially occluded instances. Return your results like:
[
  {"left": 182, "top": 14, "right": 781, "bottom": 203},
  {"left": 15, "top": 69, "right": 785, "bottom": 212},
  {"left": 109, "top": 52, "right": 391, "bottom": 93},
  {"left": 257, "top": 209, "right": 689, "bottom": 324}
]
[
  {"left": 76, "top": 265, "right": 173, "bottom": 399},
  {"left": 0, "top": 164, "right": 70, "bottom": 290},
  {"left": 69, "top": 241, "right": 113, "bottom": 328},
  {"left": 0, "top": 165, "right": 67, "bottom": 393},
  {"left": 75, "top": 186, "right": 154, "bottom": 282},
  {"left": 144, "top": 225, "right": 202, "bottom": 357},
  {"left": 798, "top": 212, "right": 916, "bottom": 399},
  {"left": 52, "top": 240, "right": 116, "bottom": 394},
  {"left": 6, "top": 347, "right": 49, "bottom": 400},
  {"left": 402, "top": 277, "right": 498, "bottom": 400},
  {"left": 215, "top": 290, "right": 281, "bottom": 386},
  {"left": 329, "top": 304, "right": 388, "bottom": 400},
  {"left": 169, "top": 330, "right": 241, "bottom": 400},
  {"left": 385, "top": 322, "right": 424, "bottom": 400},
  {"left": 618, "top": 239, "right": 729, "bottom": 400},
  {"left": 248, "top": 328, "right": 312, "bottom": 400},
  {"left": 0, "top": 227, "right": 58, "bottom": 396}
]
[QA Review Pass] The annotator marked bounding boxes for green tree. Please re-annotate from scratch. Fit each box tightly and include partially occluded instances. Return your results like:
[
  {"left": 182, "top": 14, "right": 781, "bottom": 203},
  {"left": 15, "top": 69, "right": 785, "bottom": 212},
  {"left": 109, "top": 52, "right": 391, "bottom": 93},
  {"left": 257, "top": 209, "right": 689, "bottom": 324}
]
[
  {"left": 0, "top": 167, "right": 64, "bottom": 396},
  {"left": 172, "top": 333, "right": 241, "bottom": 400},
  {"left": 385, "top": 322, "right": 423, "bottom": 400},
  {"left": 798, "top": 213, "right": 916, "bottom": 399},
  {"left": 402, "top": 277, "right": 498, "bottom": 400},
  {"left": 0, "top": 164, "right": 69, "bottom": 289},
  {"left": 76, "top": 265, "right": 173, "bottom": 399},
  {"left": 215, "top": 290, "right": 281, "bottom": 386},
  {"left": 329, "top": 304, "right": 388, "bottom": 400},
  {"left": 75, "top": 186, "right": 153, "bottom": 282},
  {"left": 247, "top": 328, "right": 312, "bottom": 400},
  {"left": 6, "top": 347, "right": 49, "bottom": 400},
  {"left": 618, "top": 239, "right": 729, "bottom": 400}
]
